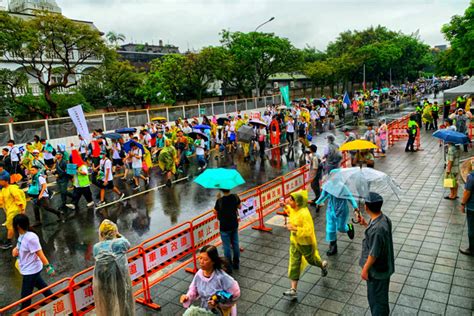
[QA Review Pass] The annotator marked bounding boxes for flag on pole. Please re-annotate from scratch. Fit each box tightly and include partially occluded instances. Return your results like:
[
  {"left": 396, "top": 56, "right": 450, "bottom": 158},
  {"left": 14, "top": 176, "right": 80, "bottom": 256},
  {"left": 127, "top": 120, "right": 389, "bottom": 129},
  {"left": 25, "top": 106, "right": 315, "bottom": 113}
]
[
  {"left": 280, "top": 85, "right": 291, "bottom": 108},
  {"left": 343, "top": 92, "right": 351, "bottom": 109},
  {"left": 68, "top": 104, "right": 91, "bottom": 142}
]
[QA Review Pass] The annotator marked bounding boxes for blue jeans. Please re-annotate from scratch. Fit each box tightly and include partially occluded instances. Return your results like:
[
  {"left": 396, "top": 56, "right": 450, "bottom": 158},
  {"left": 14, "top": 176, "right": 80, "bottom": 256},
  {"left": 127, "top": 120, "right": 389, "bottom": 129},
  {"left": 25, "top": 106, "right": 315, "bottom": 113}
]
[{"left": 220, "top": 229, "right": 240, "bottom": 268}]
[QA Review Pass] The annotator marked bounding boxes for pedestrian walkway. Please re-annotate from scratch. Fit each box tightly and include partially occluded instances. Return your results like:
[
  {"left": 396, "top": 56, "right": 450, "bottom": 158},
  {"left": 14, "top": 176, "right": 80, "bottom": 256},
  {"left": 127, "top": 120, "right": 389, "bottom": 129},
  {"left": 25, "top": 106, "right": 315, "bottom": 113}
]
[{"left": 137, "top": 130, "right": 473, "bottom": 315}]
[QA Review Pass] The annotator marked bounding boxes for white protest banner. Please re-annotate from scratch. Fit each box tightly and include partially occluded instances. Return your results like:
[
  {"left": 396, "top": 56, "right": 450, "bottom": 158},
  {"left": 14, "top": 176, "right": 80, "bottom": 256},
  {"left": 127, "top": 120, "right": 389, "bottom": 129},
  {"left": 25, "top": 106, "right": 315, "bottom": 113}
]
[
  {"left": 238, "top": 197, "right": 257, "bottom": 221},
  {"left": 68, "top": 104, "right": 91, "bottom": 142}
]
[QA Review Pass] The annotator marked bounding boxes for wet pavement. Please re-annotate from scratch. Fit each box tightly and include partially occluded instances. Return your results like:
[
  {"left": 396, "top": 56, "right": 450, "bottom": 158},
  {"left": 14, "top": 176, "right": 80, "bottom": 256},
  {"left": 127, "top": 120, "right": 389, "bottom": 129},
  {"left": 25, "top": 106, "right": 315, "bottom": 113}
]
[
  {"left": 137, "top": 115, "right": 474, "bottom": 315},
  {"left": 0, "top": 102, "right": 426, "bottom": 309}
]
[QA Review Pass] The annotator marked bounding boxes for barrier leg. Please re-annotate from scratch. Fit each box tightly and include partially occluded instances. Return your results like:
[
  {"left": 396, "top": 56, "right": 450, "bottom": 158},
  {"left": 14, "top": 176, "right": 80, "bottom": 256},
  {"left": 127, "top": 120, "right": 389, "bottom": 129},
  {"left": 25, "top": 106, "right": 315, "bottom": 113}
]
[
  {"left": 252, "top": 190, "right": 272, "bottom": 232},
  {"left": 135, "top": 249, "right": 161, "bottom": 310}
]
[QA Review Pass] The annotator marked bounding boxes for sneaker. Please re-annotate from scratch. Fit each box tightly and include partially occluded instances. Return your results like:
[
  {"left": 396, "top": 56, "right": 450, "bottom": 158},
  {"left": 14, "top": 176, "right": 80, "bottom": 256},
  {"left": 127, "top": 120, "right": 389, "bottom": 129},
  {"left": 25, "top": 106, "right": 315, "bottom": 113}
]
[
  {"left": 198, "top": 167, "right": 202, "bottom": 172},
  {"left": 119, "top": 193, "right": 125, "bottom": 200},
  {"left": 283, "top": 288, "right": 297, "bottom": 300},
  {"left": 87, "top": 201, "right": 95, "bottom": 208},
  {"left": 347, "top": 223, "right": 355, "bottom": 240},
  {"left": 145, "top": 177, "right": 150, "bottom": 185},
  {"left": 66, "top": 204, "right": 76, "bottom": 210},
  {"left": 97, "top": 201, "right": 106, "bottom": 207},
  {"left": 133, "top": 185, "right": 140, "bottom": 191},
  {"left": 459, "top": 247, "right": 474, "bottom": 256},
  {"left": 0, "top": 241, "right": 13, "bottom": 250},
  {"left": 321, "top": 260, "right": 328, "bottom": 277}
]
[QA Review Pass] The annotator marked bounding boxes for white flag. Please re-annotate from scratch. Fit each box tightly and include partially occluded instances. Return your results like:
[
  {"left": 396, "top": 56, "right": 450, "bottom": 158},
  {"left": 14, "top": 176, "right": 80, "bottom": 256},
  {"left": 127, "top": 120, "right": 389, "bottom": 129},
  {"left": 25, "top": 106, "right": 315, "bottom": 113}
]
[{"left": 67, "top": 104, "right": 91, "bottom": 142}]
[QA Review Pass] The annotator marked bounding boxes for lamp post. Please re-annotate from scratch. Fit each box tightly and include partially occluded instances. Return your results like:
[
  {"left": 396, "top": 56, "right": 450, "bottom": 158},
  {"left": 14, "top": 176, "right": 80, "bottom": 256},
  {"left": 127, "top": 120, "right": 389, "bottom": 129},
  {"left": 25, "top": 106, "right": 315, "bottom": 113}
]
[{"left": 254, "top": 17, "right": 275, "bottom": 98}]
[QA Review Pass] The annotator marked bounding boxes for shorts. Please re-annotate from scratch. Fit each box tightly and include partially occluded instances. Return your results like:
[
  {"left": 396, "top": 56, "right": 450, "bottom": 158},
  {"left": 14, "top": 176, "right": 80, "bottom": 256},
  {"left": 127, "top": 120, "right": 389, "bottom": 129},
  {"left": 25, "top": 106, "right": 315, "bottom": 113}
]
[
  {"left": 44, "top": 158, "right": 55, "bottom": 168},
  {"left": 113, "top": 158, "right": 124, "bottom": 167},
  {"left": 133, "top": 168, "right": 142, "bottom": 177},
  {"left": 98, "top": 180, "right": 114, "bottom": 190},
  {"left": 4, "top": 209, "right": 20, "bottom": 230}
]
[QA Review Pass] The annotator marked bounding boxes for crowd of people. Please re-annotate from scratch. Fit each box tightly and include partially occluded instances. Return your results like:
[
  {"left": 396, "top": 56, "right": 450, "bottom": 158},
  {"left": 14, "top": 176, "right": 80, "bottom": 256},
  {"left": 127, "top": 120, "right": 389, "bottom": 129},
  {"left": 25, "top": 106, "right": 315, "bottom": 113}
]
[{"left": 1, "top": 80, "right": 473, "bottom": 315}]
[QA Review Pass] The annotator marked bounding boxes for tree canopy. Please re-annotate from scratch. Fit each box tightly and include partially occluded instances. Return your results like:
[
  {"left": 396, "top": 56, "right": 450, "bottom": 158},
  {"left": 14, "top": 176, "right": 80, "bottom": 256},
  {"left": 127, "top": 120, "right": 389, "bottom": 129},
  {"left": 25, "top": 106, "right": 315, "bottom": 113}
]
[{"left": 0, "top": 11, "right": 107, "bottom": 117}]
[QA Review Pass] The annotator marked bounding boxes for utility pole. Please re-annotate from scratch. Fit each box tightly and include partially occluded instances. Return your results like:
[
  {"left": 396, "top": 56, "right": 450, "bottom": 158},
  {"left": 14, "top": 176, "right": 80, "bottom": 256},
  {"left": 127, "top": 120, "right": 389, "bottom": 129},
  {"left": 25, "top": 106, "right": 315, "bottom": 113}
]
[
  {"left": 254, "top": 17, "right": 275, "bottom": 98},
  {"left": 363, "top": 63, "right": 366, "bottom": 92}
]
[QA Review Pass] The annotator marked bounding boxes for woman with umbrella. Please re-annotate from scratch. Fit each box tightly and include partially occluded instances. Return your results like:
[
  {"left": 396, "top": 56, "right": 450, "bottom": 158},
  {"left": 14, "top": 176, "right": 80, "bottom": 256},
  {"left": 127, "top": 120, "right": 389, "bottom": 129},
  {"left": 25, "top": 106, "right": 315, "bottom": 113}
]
[
  {"left": 315, "top": 168, "right": 358, "bottom": 256},
  {"left": 158, "top": 139, "right": 178, "bottom": 187}
]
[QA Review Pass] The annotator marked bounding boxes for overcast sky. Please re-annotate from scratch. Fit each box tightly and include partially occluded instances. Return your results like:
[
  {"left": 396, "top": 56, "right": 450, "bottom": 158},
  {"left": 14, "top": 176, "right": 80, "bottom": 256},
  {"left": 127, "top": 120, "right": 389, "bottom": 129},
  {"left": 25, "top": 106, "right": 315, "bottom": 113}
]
[{"left": 57, "top": 0, "right": 470, "bottom": 51}]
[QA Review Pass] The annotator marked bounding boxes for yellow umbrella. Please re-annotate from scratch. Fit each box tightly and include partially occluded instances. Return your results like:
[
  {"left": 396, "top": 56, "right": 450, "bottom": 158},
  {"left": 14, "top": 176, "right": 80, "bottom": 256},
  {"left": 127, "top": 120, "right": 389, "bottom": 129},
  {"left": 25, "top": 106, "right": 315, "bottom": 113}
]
[
  {"left": 151, "top": 116, "right": 167, "bottom": 121},
  {"left": 339, "top": 139, "right": 378, "bottom": 151}
]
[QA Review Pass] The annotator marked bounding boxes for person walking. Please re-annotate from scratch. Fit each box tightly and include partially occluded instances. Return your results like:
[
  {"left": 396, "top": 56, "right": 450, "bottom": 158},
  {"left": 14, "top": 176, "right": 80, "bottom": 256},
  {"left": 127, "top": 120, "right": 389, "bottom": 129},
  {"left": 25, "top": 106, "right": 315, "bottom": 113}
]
[
  {"left": 315, "top": 169, "right": 358, "bottom": 256},
  {"left": 357, "top": 192, "right": 394, "bottom": 316},
  {"left": 11, "top": 214, "right": 56, "bottom": 309},
  {"left": 180, "top": 245, "right": 240, "bottom": 316},
  {"left": 445, "top": 142, "right": 461, "bottom": 200},
  {"left": 307, "top": 144, "right": 322, "bottom": 211},
  {"left": 66, "top": 150, "right": 95, "bottom": 210},
  {"left": 53, "top": 152, "right": 73, "bottom": 210},
  {"left": 214, "top": 189, "right": 241, "bottom": 273},
  {"left": 256, "top": 125, "right": 267, "bottom": 160},
  {"left": 405, "top": 115, "right": 418, "bottom": 152},
  {"left": 323, "top": 134, "right": 342, "bottom": 174},
  {"left": 431, "top": 101, "right": 440, "bottom": 130},
  {"left": 0, "top": 171, "right": 26, "bottom": 250},
  {"left": 28, "top": 166, "right": 65, "bottom": 226},
  {"left": 95, "top": 152, "right": 125, "bottom": 206},
  {"left": 459, "top": 162, "right": 474, "bottom": 256},
  {"left": 93, "top": 219, "right": 135, "bottom": 316},
  {"left": 282, "top": 190, "right": 328, "bottom": 300}
]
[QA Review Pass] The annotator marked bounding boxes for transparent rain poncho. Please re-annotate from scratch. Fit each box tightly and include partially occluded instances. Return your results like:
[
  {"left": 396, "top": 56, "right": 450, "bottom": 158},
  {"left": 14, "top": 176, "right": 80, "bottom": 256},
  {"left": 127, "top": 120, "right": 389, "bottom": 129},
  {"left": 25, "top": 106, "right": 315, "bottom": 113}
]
[
  {"left": 93, "top": 235, "right": 134, "bottom": 316},
  {"left": 323, "top": 167, "right": 401, "bottom": 202}
]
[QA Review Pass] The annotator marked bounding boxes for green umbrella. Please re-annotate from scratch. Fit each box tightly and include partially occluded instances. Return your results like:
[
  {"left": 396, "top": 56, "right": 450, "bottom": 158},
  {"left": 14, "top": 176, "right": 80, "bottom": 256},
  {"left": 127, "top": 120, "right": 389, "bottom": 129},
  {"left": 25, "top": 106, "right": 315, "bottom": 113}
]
[
  {"left": 372, "top": 89, "right": 380, "bottom": 94},
  {"left": 381, "top": 88, "right": 390, "bottom": 93},
  {"left": 194, "top": 168, "right": 245, "bottom": 190}
]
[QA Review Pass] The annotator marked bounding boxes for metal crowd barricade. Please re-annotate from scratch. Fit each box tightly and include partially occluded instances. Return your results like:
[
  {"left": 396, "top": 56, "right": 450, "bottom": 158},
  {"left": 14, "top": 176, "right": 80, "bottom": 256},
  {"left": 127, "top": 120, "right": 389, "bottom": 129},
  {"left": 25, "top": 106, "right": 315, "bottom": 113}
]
[
  {"left": 0, "top": 278, "right": 72, "bottom": 316},
  {"left": 0, "top": 166, "right": 310, "bottom": 315}
]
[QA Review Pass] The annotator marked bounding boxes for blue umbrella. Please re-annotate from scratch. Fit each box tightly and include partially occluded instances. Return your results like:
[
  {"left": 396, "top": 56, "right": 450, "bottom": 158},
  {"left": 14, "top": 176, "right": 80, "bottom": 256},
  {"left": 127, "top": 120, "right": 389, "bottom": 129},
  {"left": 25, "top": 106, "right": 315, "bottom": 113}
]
[
  {"left": 115, "top": 127, "right": 137, "bottom": 134},
  {"left": 193, "top": 124, "right": 211, "bottom": 130},
  {"left": 102, "top": 133, "right": 123, "bottom": 140},
  {"left": 194, "top": 168, "right": 245, "bottom": 190},
  {"left": 432, "top": 129, "right": 470, "bottom": 145},
  {"left": 123, "top": 140, "right": 145, "bottom": 153}
]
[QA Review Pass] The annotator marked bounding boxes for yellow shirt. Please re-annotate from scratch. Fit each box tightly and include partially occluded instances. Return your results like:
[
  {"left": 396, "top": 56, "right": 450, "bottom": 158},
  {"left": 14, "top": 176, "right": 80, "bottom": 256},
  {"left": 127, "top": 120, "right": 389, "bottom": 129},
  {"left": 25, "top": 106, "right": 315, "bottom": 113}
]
[{"left": 0, "top": 185, "right": 25, "bottom": 215}]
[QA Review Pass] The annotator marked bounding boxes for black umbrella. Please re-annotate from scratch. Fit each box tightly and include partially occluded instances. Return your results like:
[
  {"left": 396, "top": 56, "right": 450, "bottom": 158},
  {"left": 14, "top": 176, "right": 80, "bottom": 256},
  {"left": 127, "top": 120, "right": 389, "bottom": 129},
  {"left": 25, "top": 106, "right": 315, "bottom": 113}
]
[
  {"left": 115, "top": 127, "right": 137, "bottom": 134},
  {"left": 102, "top": 133, "right": 123, "bottom": 140},
  {"left": 217, "top": 117, "right": 229, "bottom": 126},
  {"left": 187, "top": 131, "right": 209, "bottom": 141}
]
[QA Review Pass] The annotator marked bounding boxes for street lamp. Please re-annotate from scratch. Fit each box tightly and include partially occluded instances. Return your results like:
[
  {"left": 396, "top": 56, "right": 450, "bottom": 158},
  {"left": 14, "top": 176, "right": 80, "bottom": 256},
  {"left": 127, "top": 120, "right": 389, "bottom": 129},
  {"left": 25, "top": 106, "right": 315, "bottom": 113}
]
[{"left": 254, "top": 17, "right": 275, "bottom": 97}]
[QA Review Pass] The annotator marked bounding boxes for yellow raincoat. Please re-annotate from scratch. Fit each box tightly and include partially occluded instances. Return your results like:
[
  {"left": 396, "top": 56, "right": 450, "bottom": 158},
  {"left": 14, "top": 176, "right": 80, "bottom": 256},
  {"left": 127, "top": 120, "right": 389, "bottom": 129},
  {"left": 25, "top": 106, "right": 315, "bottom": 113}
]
[{"left": 285, "top": 190, "right": 323, "bottom": 280}]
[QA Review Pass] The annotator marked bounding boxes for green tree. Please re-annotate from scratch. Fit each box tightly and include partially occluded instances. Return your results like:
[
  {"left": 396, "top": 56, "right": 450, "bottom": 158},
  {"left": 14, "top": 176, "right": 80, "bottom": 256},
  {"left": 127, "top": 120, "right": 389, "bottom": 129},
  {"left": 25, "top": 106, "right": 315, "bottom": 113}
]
[
  {"left": 441, "top": 2, "right": 474, "bottom": 74},
  {"left": 80, "top": 51, "right": 143, "bottom": 108},
  {"left": 221, "top": 31, "right": 303, "bottom": 96},
  {"left": 0, "top": 12, "right": 108, "bottom": 117},
  {"left": 302, "top": 60, "right": 334, "bottom": 95},
  {"left": 137, "top": 54, "right": 187, "bottom": 104},
  {"left": 106, "top": 31, "right": 126, "bottom": 47},
  {"left": 183, "top": 46, "right": 231, "bottom": 100}
]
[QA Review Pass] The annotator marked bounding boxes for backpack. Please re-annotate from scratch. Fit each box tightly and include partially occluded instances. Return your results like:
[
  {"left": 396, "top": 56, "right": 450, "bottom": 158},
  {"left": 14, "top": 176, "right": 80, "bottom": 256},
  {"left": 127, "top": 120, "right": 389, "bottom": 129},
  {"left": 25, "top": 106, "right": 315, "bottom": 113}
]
[
  {"left": 455, "top": 116, "right": 467, "bottom": 133},
  {"left": 327, "top": 143, "right": 342, "bottom": 166},
  {"left": 27, "top": 174, "right": 41, "bottom": 197}
]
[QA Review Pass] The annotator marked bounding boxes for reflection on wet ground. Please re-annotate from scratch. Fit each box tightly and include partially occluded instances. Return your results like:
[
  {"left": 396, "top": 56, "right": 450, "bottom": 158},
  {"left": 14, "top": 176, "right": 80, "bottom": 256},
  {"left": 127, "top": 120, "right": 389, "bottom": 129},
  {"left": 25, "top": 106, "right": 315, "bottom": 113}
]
[{"left": 0, "top": 106, "right": 415, "bottom": 307}]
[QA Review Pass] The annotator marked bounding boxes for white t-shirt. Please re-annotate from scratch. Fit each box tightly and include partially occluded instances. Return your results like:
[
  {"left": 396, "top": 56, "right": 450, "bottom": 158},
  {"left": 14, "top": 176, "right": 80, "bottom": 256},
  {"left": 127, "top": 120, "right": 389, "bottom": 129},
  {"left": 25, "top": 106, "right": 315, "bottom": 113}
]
[
  {"left": 17, "top": 231, "right": 43, "bottom": 275},
  {"left": 319, "top": 107, "right": 327, "bottom": 117},
  {"left": 38, "top": 175, "right": 49, "bottom": 198},
  {"left": 10, "top": 146, "right": 20, "bottom": 162},
  {"left": 195, "top": 139, "right": 205, "bottom": 156},
  {"left": 143, "top": 134, "right": 152, "bottom": 147},
  {"left": 131, "top": 148, "right": 143, "bottom": 169},
  {"left": 100, "top": 158, "right": 114, "bottom": 181},
  {"left": 286, "top": 120, "right": 295, "bottom": 133},
  {"left": 112, "top": 143, "right": 122, "bottom": 160},
  {"left": 43, "top": 151, "right": 53, "bottom": 160},
  {"left": 79, "top": 140, "right": 88, "bottom": 154}
]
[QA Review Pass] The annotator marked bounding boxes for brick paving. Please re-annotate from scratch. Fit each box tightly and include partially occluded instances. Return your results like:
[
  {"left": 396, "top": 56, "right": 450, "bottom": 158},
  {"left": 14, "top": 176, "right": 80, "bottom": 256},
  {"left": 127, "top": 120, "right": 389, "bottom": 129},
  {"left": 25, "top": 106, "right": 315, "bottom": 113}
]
[{"left": 138, "top": 130, "right": 474, "bottom": 315}]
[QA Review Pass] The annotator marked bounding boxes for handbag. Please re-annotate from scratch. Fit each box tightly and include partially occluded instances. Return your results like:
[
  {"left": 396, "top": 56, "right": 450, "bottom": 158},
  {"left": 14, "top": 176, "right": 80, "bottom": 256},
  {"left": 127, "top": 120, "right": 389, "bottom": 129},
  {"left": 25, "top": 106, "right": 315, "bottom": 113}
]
[{"left": 443, "top": 174, "right": 456, "bottom": 188}]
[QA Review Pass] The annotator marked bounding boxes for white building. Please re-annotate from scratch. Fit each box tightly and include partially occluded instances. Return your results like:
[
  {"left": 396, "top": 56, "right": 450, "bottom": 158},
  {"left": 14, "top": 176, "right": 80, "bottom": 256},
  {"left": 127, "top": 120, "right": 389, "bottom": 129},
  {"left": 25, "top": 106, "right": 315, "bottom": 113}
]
[{"left": 0, "top": 0, "right": 102, "bottom": 95}]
